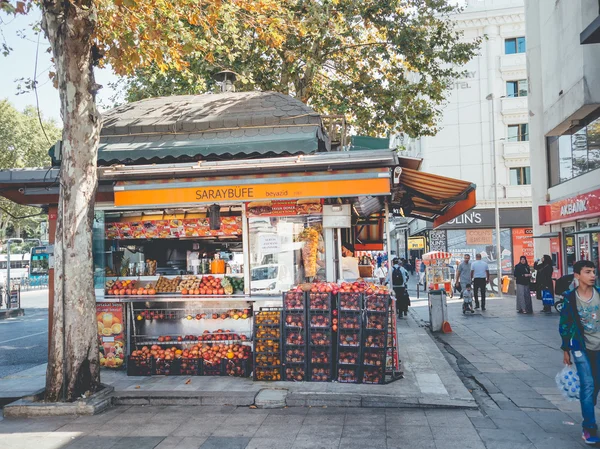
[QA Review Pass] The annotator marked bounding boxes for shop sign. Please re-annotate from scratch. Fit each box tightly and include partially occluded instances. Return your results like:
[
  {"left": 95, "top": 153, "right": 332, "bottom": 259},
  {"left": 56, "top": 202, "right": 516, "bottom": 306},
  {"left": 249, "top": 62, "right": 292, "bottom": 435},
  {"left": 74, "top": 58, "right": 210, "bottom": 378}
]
[
  {"left": 429, "top": 230, "right": 447, "bottom": 252},
  {"left": 438, "top": 208, "right": 533, "bottom": 229},
  {"left": 466, "top": 229, "right": 493, "bottom": 245},
  {"left": 106, "top": 217, "right": 242, "bottom": 239},
  {"left": 511, "top": 228, "right": 534, "bottom": 266},
  {"left": 97, "top": 303, "right": 125, "bottom": 369},
  {"left": 541, "top": 188, "right": 600, "bottom": 224},
  {"left": 246, "top": 199, "right": 323, "bottom": 217},
  {"left": 408, "top": 237, "right": 425, "bottom": 250},
  {"left": 258, "top": 234, "right": 281, "bottom": 254}
]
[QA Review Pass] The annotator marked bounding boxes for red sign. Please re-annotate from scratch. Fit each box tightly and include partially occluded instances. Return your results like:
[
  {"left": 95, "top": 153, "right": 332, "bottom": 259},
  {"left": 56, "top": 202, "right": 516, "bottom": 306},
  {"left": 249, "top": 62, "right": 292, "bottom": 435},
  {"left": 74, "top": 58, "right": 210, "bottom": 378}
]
[
  {"left": 512, "top": 228, "right": 534, "bottom": 266},
  {"left": 245, "top": 199, "right": 323, "bottom": 217},
  {"left": 540, "top": 188, "right": 600, "bottom": 224}
]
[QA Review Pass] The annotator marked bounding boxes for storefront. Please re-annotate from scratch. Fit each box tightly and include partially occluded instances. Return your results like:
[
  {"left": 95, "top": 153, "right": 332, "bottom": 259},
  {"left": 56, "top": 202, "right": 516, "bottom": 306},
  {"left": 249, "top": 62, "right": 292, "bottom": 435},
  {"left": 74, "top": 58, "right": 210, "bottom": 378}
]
[
  {"left": 538, "top": 187, "right": 600, "bottom": 276},
  {"left": 0, "top": 92, "right": 476, "bottom": 383}
]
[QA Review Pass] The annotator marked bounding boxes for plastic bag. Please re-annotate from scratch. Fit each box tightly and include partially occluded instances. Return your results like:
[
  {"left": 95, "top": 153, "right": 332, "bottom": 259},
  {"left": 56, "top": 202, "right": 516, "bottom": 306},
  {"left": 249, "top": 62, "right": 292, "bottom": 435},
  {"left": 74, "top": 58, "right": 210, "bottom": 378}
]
[{"left": 556, "top": 365, "right": 580, "bottom": 401}]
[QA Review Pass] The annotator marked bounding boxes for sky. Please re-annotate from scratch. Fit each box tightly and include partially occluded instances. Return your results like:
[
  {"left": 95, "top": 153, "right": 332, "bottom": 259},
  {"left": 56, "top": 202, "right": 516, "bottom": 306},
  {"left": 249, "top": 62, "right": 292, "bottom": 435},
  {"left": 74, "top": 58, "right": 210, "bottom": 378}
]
[{"left": 0, "top": 10, "right": 121, "bottom": 124}]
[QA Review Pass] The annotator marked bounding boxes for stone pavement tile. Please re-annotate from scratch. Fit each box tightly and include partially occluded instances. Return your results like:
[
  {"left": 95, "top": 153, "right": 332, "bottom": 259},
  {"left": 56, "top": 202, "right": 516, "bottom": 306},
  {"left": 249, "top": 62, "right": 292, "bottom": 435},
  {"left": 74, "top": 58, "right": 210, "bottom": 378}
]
[
  {"left": 477, "top": 428, "right": 532, "bottom": 443},
  {"left": 253, "top": 423, "right": 301, "bottom": 440},
  {"left": 385, "top": 409, "right": 427, "bottom": 426},
  {"left": 303, "top": 414, "right": 345, "bottom": 426},
  {"left": 386, "top": 436, "right": 435, "bottom": 449},
  {"left": 432, "top": 436, "right": 486, "bottom": 449},
  {"left": 269, "top": 407, "right": 309, "bottom": 416},
  {"left": 342, "top": 424, "right": 386, "bottom": 438},
  {"left": 489, "top": 415, "right": 543, "bottom": 433},
  {"left": 154, "top": 436, "right": 205, "bottom": 449},
  {"left": 2, "top": 432, "right": 80, "bottom": 449},
  {"left": 425, "top": 410, "right": 471, "bottom": 428},
  {"left": 199, "top": 436, "right": 251, "bottom": 449},
  {"left": 217, "top": 413, "right": 268, "bottom": 427},
  {"left": 429, "top": 425, "right": 480, "bottom": 439},
  {"left": 171, "top": 420, "right": 223, "bottom": 437},
  {"left": 523, "top": 428, "right": 588, "bottom": 449},
  {"left": 245, "top": 437, "right": 293, "bottom": 449},
  {"left": 469, "top": 417, "right": 498, "bottom": 429},
  {"left": 210, "top": 423, "right": 261, "bottom": 437},
  {"left": 64, "top": 436, "right": 121, "bottom": 449},
  {"left": 385, "top": 425, "right": 433, "bottom": 440},
  {"left": 338, "top": 436, "right": 386, "bottom": 448},
  {"left": 291, "top": 436, "right": 341, "bottom": 449},
  {"left": 297, "top": 424, "right": 343, "bottom": 439},
  {"left": 479, "top": 441, "right": 534, "bottom": 449},
  {"left": 525, "top": 409, "right": 579, "bottom": 433},
  {"left": 127, "top": 422, "right": 182, "bottom": 437},
  {"left": 110, "top": 437, "right": 166, "bottom": 449},
  {"left": 258, "top": 414, "right": 305, "bottom": 426}
]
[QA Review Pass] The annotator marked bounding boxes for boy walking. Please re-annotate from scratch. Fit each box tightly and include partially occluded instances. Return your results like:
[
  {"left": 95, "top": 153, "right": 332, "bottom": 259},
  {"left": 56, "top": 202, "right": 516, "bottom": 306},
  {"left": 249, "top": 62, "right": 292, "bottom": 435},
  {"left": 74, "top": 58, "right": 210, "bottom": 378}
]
[{"left": 559, "top": 260, "right": 600, "bottom": 444}]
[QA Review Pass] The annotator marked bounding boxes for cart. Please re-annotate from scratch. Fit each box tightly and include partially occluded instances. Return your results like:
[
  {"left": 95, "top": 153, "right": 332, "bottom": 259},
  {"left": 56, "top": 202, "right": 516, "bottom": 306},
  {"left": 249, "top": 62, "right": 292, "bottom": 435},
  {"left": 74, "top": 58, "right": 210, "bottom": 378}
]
[{"left": 422, "top": 251, "right": 453, "bottom": 332}]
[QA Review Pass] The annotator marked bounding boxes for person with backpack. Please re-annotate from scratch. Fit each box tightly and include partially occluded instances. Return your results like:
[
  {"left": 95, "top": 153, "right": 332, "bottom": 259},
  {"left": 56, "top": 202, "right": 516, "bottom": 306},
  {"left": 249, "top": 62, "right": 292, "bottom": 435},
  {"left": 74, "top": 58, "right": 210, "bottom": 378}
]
[{"left": 392, "top": 258, "right": 410, "bottom": 317}]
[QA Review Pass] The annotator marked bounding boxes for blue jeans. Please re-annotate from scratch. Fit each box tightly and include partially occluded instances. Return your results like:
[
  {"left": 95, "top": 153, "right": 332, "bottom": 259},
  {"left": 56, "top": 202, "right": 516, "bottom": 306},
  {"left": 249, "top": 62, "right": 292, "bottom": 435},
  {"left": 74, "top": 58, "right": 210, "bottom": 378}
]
[{"left": 573, "top": 349, "right": 600, "bottom": 430}]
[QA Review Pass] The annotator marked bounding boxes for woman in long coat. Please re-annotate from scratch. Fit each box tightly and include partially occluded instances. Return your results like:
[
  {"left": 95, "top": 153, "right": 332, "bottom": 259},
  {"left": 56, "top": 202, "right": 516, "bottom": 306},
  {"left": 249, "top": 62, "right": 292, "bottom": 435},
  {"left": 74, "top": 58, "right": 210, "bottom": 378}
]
[
  {"left": 536, "top": 254, "right": 554, "bottom": 313},
  {"left": 514, "top": 256, "right": 533, "bottom": 314}
]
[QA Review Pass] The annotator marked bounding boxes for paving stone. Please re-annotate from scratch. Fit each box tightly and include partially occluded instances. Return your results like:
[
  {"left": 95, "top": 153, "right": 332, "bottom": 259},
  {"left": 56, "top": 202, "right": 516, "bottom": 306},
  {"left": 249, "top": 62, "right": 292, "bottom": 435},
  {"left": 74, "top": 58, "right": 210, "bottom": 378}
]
[
  {"left": 478, "top": 428, "right": 532, "bottom": 443},
  {"left": 245, "top": 438, "right": 294, "bottom": 449},
  {"left": 291, "top": 436, "right": 341, "bottom": 449},
  {"left": 469, "top": 417, "right": 498, "bottom": 429},
  {"left": 425, "top": 409, "right": 472, "bottom": 427},
  {"left": 199, "top": 437, "right": 251, "bottom": 449},
  {"left": 154, "top": 437, "right": 205, "bottom": 449},
  {"left": 338, "top": 436, "right": 387, "bottom": 448},
  {"left": 110, "top": 437, "right": 165, "bottom": 449},
  {"left": 64, "top": 436, "right": 122, "bottom": 449}
]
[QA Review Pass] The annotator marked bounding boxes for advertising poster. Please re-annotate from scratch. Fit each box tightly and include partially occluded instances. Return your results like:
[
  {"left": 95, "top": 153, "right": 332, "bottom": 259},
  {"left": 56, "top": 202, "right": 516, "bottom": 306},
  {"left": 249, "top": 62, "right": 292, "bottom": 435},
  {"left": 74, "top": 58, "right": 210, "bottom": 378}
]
[
  {"left": 245, "top": 199, "right": 323, "bottom": 217},
  {"left": 512, "top": 228, "right": 534, "bottom": 266},
  {"left": 466, "top": 229, "right": 493, "bottom": 245},
  {"left": 97, "top": 303, "right": 125, "bottom": 369},
  {"left": 106, "top": 216, "right": 242, "bottom": 239}
]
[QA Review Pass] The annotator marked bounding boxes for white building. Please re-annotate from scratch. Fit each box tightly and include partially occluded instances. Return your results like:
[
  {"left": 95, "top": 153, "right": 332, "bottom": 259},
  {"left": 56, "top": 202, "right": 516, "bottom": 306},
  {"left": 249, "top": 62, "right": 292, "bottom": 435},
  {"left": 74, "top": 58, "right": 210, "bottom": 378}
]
[
  {"left": 400, "top": 0, "right": 535, "bottom": 287},
  {"left": 526, "top": 0, "right": 600, "bottom": 276}
]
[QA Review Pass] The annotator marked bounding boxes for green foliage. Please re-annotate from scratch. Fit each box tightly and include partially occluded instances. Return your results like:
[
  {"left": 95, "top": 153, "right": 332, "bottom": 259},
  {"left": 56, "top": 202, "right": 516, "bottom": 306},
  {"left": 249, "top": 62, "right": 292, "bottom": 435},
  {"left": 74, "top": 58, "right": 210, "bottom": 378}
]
[
  {"left": 123, "top": 0, "right": 481, "bottom": 137},
  {"left": 0, "top": 99, "right": 61, "bottom": 240}
]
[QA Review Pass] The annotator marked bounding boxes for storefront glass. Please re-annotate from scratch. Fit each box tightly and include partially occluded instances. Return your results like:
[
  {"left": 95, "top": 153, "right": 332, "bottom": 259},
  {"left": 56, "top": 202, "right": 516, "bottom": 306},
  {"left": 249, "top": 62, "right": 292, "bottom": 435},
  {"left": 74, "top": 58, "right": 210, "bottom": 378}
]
[
  {"left": 93, "top": 210, "right": 106, "bottom": 290},
  {"left": 564, "top": 226, "right": 576, "bottom": 274},
  {"left": 248, "top": 216, "right": 325, "bottom": 294}
]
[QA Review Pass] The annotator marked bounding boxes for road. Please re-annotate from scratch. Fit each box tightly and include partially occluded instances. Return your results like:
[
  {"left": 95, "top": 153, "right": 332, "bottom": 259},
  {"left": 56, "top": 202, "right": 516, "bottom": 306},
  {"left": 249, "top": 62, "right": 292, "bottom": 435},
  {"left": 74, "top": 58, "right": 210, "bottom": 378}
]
[{"left": 0, "top": 289, "right": 48, "bottom": 379}]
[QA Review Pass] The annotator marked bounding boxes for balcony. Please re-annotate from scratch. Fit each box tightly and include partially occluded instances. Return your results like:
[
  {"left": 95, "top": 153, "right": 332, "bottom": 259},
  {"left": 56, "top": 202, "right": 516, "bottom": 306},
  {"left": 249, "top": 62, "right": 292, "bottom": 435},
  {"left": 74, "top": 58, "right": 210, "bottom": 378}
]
[
  {"left": 503, "top": 141, "right": 530, "bottom": 164},
  {"left": 501, "top": 96, "right": 528, "bottom": 116},
  {"left": 500, "top": 53, "right": 526, "bottom": 73},
  {"left": 581, "top": 15, "right": 600, "bottom": 44},
  {"left": 505, "top": 184, "right": 532, "bottom": 200}
]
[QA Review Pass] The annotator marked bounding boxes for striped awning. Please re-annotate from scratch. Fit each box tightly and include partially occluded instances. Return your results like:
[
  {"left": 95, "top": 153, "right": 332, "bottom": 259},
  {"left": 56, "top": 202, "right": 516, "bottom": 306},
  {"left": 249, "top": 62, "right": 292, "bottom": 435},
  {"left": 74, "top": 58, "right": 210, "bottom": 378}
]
[
  {"left": 422, "top": 251, "right": 453, "bottom": 261},
  {"left": 391, "top": 168, "right": 476, "bottom": 228}
]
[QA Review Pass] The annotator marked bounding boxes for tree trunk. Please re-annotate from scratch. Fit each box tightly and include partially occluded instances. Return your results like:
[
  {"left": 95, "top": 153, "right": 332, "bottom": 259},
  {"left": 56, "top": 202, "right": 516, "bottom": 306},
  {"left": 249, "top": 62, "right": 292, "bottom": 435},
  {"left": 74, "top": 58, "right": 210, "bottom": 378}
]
[{"left": 42, "top": 0, "right": 102, "bottom": 402}]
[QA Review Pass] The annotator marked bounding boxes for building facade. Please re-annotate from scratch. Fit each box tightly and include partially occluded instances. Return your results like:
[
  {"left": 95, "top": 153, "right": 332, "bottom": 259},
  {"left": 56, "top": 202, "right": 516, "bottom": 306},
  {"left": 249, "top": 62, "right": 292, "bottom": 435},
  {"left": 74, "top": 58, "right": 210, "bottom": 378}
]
[
  {"left": 526, "top": 0, "right": 600, "bottom": 277},
  {"left": 397, "top": 0, "right": 534, "bottom": 288}
]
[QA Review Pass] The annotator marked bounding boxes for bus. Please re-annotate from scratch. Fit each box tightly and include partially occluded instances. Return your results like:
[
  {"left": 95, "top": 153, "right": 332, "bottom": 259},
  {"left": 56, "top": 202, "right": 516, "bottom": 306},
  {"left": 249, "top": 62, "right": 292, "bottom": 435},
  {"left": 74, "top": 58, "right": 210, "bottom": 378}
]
[
  {"left": 0, "top": 253, "right": 30, "bottom": 287},
  {"left": 29, "top": 246, "right": 50, "bottom": 278},
  {"left": 0, "top": 246, "right": 49, "bottom": 287}
]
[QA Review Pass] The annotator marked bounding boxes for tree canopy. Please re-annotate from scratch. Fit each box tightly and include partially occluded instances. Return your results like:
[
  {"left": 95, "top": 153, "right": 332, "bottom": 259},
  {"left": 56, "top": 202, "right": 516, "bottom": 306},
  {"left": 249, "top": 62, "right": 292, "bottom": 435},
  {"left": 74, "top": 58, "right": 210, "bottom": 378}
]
[
  {"left": 122, "top": 0, "right": 480, "bottom": 137},
  {"left": 0, "top": 100, "right": 60, "bottom": 240}
]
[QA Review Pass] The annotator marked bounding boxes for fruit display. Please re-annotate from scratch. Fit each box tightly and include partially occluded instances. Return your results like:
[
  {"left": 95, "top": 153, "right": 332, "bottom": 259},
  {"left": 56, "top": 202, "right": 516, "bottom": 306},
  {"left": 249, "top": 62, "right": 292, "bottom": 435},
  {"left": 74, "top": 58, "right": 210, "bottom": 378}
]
[
  {"left": 339, "top": 331, "right": 360, "bottom": 347},
  {"left": 367, "top": 315, "right": 386, "bottom": 330},
  {"left": 363, "top": 350, "right": 384, "bottom": 367},
  {"left": 255, "top": 367, "right": 282, "bottom": 381},
  {"left": 285, "top": 330, "right": 305, "bottom": 346},
  {"left": 146, "top": 259, "right": 157, "bottom": 276},
  {"left": 255, "top": 310, "right": 281, "bottom": 326},
  {"left": 255, "top": 340, "right": 280, "bottom": 353},
  {"left": 338, "top": 350, "right": 359, "bottom": 365},
  {"left": 127, "top": 353, "right": 153, "bottom": 376},
  {"left": 364, "top": 333, "right": 385, "bottom": 349},
  {"left": 310, "top": 330, "right": 330, "bottom": 346},
  {"left": 298, "top": 226, "right": 320, "bottom": 277},
  {"left": 253, "top": 308, "right": 283, "bottom": 382},
  {"left": 310, "top": 349, "right": 330, "bottom": 364},
  {"left": 308, "top": 291, "right": 331, "bottom": 311},
  {"left": 337, "top": 367, "right": 359, "bottom": 383},
  {"left": 225, "top": 359, "right": 252, "bottom": 377},
  {"left": 339, "top": 292, "right": 361, "bottom": 311},
  {"left": 284, "top": 312, "right": 305, "bottom": 328},
  {"left": 310, "top": 314, "right": 330, "bottom": 328},
  {"left": 363, "top": 367, "right": 383, "bottom": 384},
  {"left": 364, "top": 291, "right": 390, "bottom": 312},
  {"left": 255, "top": 353, "right": 281, "bottom": 366},
  {"left": 224, "top": 276, "right": 244, "bottom": 293},
  {"left": 339, "top": 314, "right": 360, "bottom": 330},
  {"left": 285, "top": 365, "right": 306, "bottom": 382},
  {"left": 311, "top": 366, "right": 331, "bottom": 382},
  {"left": 283, "top": 291, "right": 304, "bottom": 310},
  {"left": 285, "top": 347, "right": 306, "bottom": 363},
  {"left": 155, "top": 276, "right": 181, "bottom": 293},
  {"left": 177, "top": 275, "right": 202, "bottom": 293}
]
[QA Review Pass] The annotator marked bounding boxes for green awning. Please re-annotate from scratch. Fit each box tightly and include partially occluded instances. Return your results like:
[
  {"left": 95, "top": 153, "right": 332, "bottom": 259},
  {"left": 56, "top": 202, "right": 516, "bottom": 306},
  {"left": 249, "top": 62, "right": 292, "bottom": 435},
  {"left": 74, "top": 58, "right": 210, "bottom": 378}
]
[{"left": 350, "top": 136, "right": 390, "bottom": 151}]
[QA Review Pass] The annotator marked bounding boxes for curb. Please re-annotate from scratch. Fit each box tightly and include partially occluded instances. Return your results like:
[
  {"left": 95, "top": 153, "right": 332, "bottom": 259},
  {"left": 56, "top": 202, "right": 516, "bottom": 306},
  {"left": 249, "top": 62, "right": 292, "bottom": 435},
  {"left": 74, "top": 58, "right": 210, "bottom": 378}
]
[{"left": 0, "top": 309, "right": 24, "bottom": 320}]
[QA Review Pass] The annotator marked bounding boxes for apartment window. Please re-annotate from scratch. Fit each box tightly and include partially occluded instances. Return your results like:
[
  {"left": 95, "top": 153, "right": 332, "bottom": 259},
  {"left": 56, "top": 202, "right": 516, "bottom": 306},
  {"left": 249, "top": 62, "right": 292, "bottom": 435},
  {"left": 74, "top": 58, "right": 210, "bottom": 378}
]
[
  {"left": 506, "top": 80, "right": 528, "bottom": 97},
  {"left": 507, "top": 124, "right": 529, "bottom": 142},
  {"left": 505, "top": 37, "right": 526, "bottom": 54},
  {"left": 510, "top": 167, "right": 531, "bottom": 185},
  {"left": 547, "top": 116, "right": 600, "bottom": 186}
]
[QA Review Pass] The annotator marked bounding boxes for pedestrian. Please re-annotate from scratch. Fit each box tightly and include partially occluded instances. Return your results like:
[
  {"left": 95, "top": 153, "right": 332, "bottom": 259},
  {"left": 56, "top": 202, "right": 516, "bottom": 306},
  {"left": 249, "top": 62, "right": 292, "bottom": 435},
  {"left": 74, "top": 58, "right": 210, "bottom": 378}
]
[
  {"left": 462, "top": 283, "right": 475, "bottom": 314},
  {"left": 559, "top": 260, "right": 600, "bottom": 445},
  {"left": 455, "top": 254, "right": 472, "bottom": 296},
  {"left": 514, "top": 256, "right": 533, "bottom": 314},
  {"left": 537, "top": 254, "right": 554, "bottom": 313},
  {"left": 410, "top": 256, "right": 416, "bottom": 275},
  {"left": 470, "top": 254, "right": 489, "bottom": 310},
  {"left": 374, "top": 264, "right": 388, "bottom": 285},
  {"left": 392, "top": 258, "right": 410, "bottom": 317},
  {"left": 419, "top": 259, "right": 426, "bottom": 286},
  {"left": 376, "top": 253, "right": 383, "bottom": 268}
]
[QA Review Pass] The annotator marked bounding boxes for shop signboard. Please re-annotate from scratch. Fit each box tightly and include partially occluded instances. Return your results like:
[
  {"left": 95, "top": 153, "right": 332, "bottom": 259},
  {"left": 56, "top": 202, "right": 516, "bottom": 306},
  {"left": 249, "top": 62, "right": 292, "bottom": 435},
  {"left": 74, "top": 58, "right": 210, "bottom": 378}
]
[
  {"left": 106, "top": 217, "right": 242, "bottom": 239},
  {"left": 408, "top": 237, "right": 425, "bottom": 250},
  {"left": 97, "top": 303, "right": 125, "bottom": 369},
  {"left": 540, "top": 188, "right": 600, "bottom": 224},
  {"left": 511, "top": 228, "right": 534, "bottom": 266},
  {"left": 438, "top": 208, "right": 533, "bottom": 229},
  {"left": 429, "top": 230, "right": 447, "bottom": 252},
  {"left": 246, "top": 199, "right": 323, "bottom": 217}
]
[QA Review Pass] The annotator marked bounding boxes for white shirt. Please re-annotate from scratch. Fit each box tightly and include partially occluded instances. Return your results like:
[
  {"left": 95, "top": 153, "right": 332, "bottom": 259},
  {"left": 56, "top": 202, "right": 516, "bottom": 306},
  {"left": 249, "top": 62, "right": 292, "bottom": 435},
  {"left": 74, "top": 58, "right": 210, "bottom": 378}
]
[
  {"left": 374, "top": 266, "right": 388, "bottom": 278},
  {"left": 471, "top": 260, "right": 489, "bottom": 279},
  {"left": 342, "top": 256, "right": 360, "bottom": 281}
]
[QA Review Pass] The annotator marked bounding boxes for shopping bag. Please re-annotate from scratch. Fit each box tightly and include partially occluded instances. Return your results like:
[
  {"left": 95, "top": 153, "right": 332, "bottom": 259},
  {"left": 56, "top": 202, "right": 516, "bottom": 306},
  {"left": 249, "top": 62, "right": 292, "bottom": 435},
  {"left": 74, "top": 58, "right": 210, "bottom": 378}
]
[
  {"left": 555, "top": 365, "right": 580, "bottom": 402},
  {"left": 542, "top": 289, "right": 554, "bottom": 306}
]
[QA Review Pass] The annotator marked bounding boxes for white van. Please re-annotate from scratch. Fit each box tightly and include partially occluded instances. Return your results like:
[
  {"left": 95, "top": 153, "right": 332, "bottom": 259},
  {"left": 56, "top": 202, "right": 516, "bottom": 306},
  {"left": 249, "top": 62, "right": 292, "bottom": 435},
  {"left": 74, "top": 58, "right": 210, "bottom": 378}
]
[{"left": 250, "top": 264, "right": 293, "bottom": 293}]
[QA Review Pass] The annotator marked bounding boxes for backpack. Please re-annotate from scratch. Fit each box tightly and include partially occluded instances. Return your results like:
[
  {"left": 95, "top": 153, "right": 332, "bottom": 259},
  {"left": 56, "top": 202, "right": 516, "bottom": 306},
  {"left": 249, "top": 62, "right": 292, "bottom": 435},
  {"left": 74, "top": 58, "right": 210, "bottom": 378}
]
[{"left": 392, "top": 266, "right": 404, "bottom": 287}]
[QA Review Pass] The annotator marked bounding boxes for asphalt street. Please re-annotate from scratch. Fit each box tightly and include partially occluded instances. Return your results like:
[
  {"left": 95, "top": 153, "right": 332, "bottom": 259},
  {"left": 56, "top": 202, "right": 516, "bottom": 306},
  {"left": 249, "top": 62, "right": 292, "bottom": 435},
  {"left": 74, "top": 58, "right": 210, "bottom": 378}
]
[{"left": 0, "top": 289, "right": 48, "bottom": 379}]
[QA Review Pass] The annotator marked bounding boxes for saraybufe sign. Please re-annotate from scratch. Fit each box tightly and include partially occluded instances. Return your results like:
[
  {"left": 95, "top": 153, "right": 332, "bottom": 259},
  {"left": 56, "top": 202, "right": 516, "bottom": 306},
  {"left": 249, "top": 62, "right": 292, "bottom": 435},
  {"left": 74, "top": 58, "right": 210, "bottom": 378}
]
[
  {"left": 437, "top": 208, "right": 533, "bottom": 229},
  {"left": 539, "top": 188, "right": 600, "bottom": 224}
]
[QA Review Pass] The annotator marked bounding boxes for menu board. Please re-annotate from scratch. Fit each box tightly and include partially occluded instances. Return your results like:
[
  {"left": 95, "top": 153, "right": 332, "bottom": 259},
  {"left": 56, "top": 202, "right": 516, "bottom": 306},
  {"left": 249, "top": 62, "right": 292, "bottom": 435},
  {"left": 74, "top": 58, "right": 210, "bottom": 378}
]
[
  {"left": 245, "top": 199, "right": 323, "bottom": 217},
  {"left": 512, "top": 228, "right": 534, "bottom": 266},
  {"left": 105, "top": 216, "right": 242, "bottom": 239},
  {"left": 97, "top": 302, "right": 125, "bottom": 369}
]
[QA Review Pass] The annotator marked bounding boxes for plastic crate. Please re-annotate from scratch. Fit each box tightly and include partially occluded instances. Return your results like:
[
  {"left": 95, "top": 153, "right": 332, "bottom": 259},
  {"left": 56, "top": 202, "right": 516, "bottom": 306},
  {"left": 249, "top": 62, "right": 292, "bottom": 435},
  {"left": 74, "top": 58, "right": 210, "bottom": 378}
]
[
  {"left": 338, "top": 348, "right": 361, "bottom": 366},
  {"left": 179, "top": 358, "right": 202, "bottom": 376},
  {"left": 224, "top": 358, "right": 252, "bottom": 377},
  {"left": 307, "top": 291, "right": 332, "bottom": 312},
  {"left": 337, "top": 366, "right": 360, "bottom": 383},
  {"left": 362, "top": 366, "right": 385, "bottom": 384},
  {"left": 283, "top": 290, "right": 305, "bottom": 311},
  {"left": 203, "top": 360, "right": 224, "bottom": 376},
  {"left": 254, "top": 366, "right": 282, "bottom": 381},
  {"left": 338, "top": 329, "right": 361, "bottom": 348},
  {"left": 362, "top": 349, "right": 386, "bottom": 368},
  {"left": 363, "top": 292, "right": 390, "bottom": 312},
  {"left": 309, "top": 310, "right": 331, "bottom": 329},
  {"left": 127, "top": 355, "right": 154, "bottom": 376},
  {"left": 363, "top": 331, "right": 386, "bottom": 349},
  {"left": 310, "top": 365, "right": 332, "bottom": 382},
  {"left": 284, "top": 346, "right": 307, "bottom": 364},
  {"left": 284, "top": 363, "right": 307, "bottom": 382},
  {"left": 254, "top": 352, "right": 282, "bottom": 368},
  {"left": 283, "top": 309, "right": 305, "bottom": 329},
  {"left": 338, "top": 311, "right": 361, "bottom": 331},
  {"left": 154, "top": 358, "right": 180, "bottom": 376},
  {"left": 338, "top": 292, "right": 362, "bottom": 311},
  {"left": 284, "top": 329, "right": 306, "bottom": 347},
  {"left": 308, "top": 345, "right": 333, "bottom": 382}
]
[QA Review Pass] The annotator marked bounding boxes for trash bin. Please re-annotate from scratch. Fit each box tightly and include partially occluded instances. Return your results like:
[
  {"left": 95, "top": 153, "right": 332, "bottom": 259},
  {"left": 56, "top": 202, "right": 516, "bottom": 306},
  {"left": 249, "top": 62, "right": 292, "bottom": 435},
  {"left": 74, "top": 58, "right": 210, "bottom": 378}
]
[{"left": 428, "top": 289, "right": 448, "bottom": 332}]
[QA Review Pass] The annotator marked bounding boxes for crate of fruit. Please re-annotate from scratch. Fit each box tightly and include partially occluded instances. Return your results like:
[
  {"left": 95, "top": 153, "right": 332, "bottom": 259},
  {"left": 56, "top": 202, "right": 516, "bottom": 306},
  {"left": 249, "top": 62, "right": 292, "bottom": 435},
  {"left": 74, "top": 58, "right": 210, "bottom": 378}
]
[
  {"left": 366, "top": 314, "right": 387, "bottom": 331},
  {"left": 284, "top": 347, "right": 306, "bottom": 364},
  {"left": 154, "top": 357, "right": 180, "bottom": 376},
  {"left": 284, "top": 329, "right": 306, "bottom": 347},
  {"left": 179, "top": 357, "right": 202, "bottom": 376},
  {"left": 284, "top": 363, "right": 307, "bottom": 382},
  {"left": 362, "top": 366, "right": 384, "bottom": 384},
  {"left": 310, "top": 365, "right": 332, "bottom": 382},
  {"left": 309, "top": 329, "right": 331, "bottom": 346},
  {"left": 283, "top": 290, "right": 305, "bottom": 311},
  {"left": 337, "top": 366, "right": 360, "bottom": 384},
  {"left": 338, "top": 311, "right": 361, "bottom": 330},
  {"left": 338, "top": 292, "right": 362, "bottom": 311},
  {"left": 254, "top": 366, "right": 282, "bottom": 381},
  {"left": 283, "top": 309, "right": 305, "bottom": 329},
  {"left": 362, "top": 349, "right": 386, "bottom": 368},
  {"left": 363, "top": 332, "right": 386, "bottom": 349},
  {"left": 338, "top": 348, "right": 361, "bottom": 366},
  {"left": 254, "top": 352, "right": 282, "bottom": 368},
  {"left": 254, "top": 307, "right": 282, "bottom": 327},
  {"left": 363, "top": 292, "right": 390, "bottom": 312},
  {"left": 309, "top": 311, "right": 331, "bottom": 328},
  {"left": 308, "top": 290, "right": 332, "bottom": 311},
  {"left": 203, "top": 359, "right": 224, "bottom": 376},
  {"left": 224, "top": 358, "right": 252, "bottom": 378},
  {"left": 339, "top": 329, "right": 361, "bottom": 348},
  {"left": 308, "top": 346, "right": 333, "bottom": 382},
  {"left": 127, "top": 355, "right": 154, "bottom": 376}
]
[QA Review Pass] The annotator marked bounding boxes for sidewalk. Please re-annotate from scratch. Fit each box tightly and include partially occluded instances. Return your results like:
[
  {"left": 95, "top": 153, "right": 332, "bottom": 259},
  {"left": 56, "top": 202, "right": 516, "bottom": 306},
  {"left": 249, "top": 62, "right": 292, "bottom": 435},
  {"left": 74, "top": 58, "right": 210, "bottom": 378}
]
[{"left": 407, "top": 277, "right": 592, "bottom": 448}]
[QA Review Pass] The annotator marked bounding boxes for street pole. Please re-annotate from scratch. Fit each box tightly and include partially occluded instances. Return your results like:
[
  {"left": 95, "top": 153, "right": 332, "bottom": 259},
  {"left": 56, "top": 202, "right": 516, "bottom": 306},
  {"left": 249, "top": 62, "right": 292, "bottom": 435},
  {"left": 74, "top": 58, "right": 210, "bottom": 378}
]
[
  {"left": 6, "top": 241, "right": 10, "bottom": 308},
  {"left": 487, "top": 93, "right": 503, "bottom": 298}
]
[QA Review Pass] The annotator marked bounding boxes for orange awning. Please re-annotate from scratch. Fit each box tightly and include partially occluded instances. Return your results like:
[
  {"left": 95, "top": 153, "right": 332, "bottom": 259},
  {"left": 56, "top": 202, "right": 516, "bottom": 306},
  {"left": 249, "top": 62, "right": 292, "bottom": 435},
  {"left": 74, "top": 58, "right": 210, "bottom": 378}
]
[{"left": 391, "top": 168, "right": 476, "bottom": 228}]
